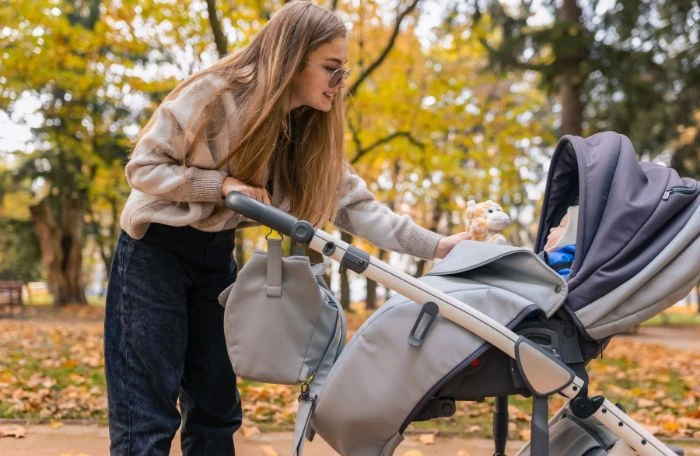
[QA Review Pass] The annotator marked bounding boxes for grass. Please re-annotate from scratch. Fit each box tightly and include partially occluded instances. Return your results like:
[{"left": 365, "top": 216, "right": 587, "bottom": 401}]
[{"left": 644, "top": 312, "right": 700, "bottom": 326}]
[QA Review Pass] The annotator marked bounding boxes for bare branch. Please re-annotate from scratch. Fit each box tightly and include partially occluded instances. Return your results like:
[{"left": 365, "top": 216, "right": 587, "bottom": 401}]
[
  {"left": 478, "top": 38, "right": 547, "bottom": 73},
  {"left": 350, "top": 131, "right": 425, "bottom": 165},
  {"left": 347, "top": 0, "right": 421, "bottom": 98},
  {"left": 347, "top": 117, "right": 364, "bottom": 161}
]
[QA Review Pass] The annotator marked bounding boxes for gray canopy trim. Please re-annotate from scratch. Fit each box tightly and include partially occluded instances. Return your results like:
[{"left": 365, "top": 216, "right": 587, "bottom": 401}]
[
  {"left": 427, "top": 241, "right": 568, "bottom": 319},
  {"left": 535, "top": 132, "right": 699, "bottom": 314},
  {"left": 576, "top": 204, "right": 700, "bottom": 339}
]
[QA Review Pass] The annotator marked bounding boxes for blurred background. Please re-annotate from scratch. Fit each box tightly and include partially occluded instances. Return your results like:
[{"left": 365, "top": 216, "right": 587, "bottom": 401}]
[
  {"left": 0, "top": 0, "right": 698, "bottom": 312},
  {"left": 0, "top": 2, "right": 699, "bottom": 448}
]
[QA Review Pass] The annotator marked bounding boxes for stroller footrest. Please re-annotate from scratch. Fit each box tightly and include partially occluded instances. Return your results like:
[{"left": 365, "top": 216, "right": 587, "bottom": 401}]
[{"left": 515, "top": 337, "right": 577, "bottom": 396}]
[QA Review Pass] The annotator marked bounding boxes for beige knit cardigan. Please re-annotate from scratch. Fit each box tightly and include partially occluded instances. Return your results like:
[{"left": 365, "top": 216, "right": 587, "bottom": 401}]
[{"left": 120, "top": 74, "right": 441, "bottom": 259}]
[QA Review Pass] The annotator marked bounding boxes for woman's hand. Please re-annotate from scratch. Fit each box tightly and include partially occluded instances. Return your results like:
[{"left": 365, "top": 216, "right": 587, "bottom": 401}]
[
  {"left": 434, "top": 231, "right": 471, "bottom": 259},
  {"left": 221, "top": 176, "right": 271, "bottom": 205}
]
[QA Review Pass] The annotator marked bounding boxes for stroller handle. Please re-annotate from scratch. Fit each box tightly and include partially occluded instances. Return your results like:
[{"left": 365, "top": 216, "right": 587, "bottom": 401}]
[
  {"left": 224, "top": 191, "right": 316, "bottom": 244},
  {"left": 226, "top": 190, "right": 583, "bottom": 401}
]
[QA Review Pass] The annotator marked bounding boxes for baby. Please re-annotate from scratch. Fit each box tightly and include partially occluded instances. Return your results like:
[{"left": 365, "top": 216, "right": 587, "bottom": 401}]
[{"left": 542, "top": 206, "right": 578, "bottom": 278}]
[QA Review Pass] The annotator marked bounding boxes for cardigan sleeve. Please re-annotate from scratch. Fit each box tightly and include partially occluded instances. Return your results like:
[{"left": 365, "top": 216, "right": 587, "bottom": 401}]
[
  {"left": 125, "top": 76, "right": 228, "bottom": 203},
  {"left": 333, "top": 164, "right": 442, "bottom": 259}
]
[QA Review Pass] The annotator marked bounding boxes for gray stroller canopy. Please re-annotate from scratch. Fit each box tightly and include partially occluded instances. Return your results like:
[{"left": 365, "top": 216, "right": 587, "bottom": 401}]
[{"left": 535, "top": 132, "right": 700, "bottom": 339}]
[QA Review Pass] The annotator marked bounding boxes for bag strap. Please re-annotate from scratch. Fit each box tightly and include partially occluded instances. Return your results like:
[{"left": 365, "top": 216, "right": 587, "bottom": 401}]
[
  {"left": 293, "top": 394, "right": 317, "bottom": 456},
  {"left": 311, "top": 263, "right": 347, "bottom": 358},
  {"left": 266, "top": 238, "right": 283, "bottom": 297},
  {"left": 292, "top": 284, "right": 346, "bottom": 456},
  {"left": 293, "top": 339, "right": 339, "bottom": 456}
]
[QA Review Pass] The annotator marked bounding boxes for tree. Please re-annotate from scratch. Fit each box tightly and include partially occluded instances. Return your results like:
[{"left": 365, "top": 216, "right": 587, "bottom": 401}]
[
  {"left": 337, "top": 0, "right": 556, "bottom": 309},
  {"left": 0, "top": 0, "right": 191, "bottom": 304},
  {"left": 1, "top": 0, "right": 114, "bottom": 304},
  {"left": 464, "top": 0, "right": 700, "bottom": 157},
  {"left": 334, "top": 0, "right": 421, "bottom": 310}
]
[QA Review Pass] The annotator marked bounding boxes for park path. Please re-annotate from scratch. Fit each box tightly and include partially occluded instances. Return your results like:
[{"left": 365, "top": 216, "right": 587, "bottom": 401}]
[
  {"left": 0, "top": 424, "right": 528, "bottom": 456},
  {"left": 1, "top": 422, "right": 698, "bottom": 456},
  {"left": 617, "top": 324, "right": 700, "bottom": 351}
]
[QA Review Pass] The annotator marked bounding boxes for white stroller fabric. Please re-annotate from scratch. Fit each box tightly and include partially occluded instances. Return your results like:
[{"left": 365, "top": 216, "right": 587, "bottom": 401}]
[
  {"left": 311, "top": 241, "right": 567, "bottom": 455},
  {"left": 576, "top": 204, "right": 700, "bottom": 339}
]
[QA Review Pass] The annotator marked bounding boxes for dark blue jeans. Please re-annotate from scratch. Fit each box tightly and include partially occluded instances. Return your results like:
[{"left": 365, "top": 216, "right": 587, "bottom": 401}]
[{"left": 104, "top": 224, "right": 241, "bottom": 456}]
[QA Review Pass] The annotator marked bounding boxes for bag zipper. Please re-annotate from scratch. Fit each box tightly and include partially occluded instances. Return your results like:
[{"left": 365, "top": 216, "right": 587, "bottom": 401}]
[{"left": 662, "top": 182, "right": 697, "bottom": 200}]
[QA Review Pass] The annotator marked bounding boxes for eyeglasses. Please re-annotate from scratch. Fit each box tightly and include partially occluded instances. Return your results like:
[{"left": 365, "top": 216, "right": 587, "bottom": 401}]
[{"left": 305, "top": 61, "right": 352, "bottom": 88}]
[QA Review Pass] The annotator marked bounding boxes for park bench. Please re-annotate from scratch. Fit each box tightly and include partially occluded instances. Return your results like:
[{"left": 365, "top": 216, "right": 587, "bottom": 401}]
[{"left": 0, "top": 280, "right": 24, "bottom": 316}]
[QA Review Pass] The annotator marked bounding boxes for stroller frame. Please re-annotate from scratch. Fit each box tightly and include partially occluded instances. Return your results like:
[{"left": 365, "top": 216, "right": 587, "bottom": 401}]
[{"left": 225, "top": 191, "right": 678, "bottom": 456}]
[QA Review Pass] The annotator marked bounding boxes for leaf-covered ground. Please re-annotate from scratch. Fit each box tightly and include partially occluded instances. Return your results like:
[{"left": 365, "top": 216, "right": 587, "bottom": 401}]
[{"left": 0, "top": 307, "right": 698, "bottom": 440}]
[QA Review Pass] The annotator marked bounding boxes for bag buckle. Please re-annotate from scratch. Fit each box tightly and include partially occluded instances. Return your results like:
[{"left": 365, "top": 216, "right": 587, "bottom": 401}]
[
  {"left": 265, "top": 228, "right": 284, "bottom": 240},
  {"left": 408, "top": 301, "right": 439, "bottom": 348},
  {"left": 299, "top": 372, "right": 315, "bottom": 401}
]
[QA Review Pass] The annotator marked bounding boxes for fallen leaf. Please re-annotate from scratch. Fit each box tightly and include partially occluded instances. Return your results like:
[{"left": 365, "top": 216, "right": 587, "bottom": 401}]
[
  {"left": 636, "top": 398, "right": 655, "bottom": 408},
  {"left": 662, "top": 421, "right": 680, "bottom": 433},
  {"left": 0, "top": 425, "right": 26, "bottom": 438},
  {"left": 418, "top": 433, "right": 435, "bottom": 444},
  {"left": 261, "top": 446, "right": 278, "bottom": 456},
  {"left": 50, "top": 419, "right": 63, "bottom": 429},
  {"left": 240, "top": 424, "right": 261, "bottom": 437},
  {"left": 519, "top": 428, "right": 531, "bottom": 441}
]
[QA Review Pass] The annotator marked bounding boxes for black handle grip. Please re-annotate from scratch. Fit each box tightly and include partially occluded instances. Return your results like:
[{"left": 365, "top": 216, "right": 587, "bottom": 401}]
[{"left": 224, "top": 191, "right": 315, "bottom": 244}]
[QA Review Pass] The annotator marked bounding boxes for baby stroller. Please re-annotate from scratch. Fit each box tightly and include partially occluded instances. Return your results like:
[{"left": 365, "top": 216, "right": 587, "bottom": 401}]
[{"left": 225, "top": 132, "right": 699, "bottom": 456}]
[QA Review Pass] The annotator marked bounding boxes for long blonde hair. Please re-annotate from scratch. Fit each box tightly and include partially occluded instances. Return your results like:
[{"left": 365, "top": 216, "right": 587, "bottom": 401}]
[{"left": 139, "top": 1, "right": 346, "bottom": 226}]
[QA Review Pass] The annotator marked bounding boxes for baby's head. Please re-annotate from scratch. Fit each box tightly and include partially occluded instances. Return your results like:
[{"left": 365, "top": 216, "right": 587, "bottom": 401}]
[{"left": 544, "top": 206, "right": 578, "bottom": 251}]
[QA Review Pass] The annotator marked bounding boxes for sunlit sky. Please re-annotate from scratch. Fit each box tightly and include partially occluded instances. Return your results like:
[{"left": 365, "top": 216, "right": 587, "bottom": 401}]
[{"left": 0, "top": 99, "right": 40, "bottom": 155}]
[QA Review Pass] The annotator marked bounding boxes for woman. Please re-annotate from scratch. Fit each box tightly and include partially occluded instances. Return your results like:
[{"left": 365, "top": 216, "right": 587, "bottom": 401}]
[{"left": 104, "top": 2, "right": 469, "bottom": 454}]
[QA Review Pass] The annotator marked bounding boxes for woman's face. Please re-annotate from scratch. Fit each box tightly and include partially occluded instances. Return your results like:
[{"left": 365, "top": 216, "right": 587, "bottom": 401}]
[{"left": 289, "top": 36, "right": 348, "bottom": 112}]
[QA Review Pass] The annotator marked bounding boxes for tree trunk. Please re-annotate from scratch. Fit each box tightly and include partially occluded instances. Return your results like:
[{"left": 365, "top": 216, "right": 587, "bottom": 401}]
[
  {"left": 557, "top": 0, "right": 584, "bottom": 136},
  {"left": 234, "top": 231, "right": 245, "bottom": 268},
  {"left": 415, "top": 197, "right": 443, "bottom": 277},
  {"left": 365, "top": 249, "right": 386, "bottom": 310},
  {"left": 365, "top": 277, "right": 377, "bottom": 310},
  {"left": 30, "top": 196, "right": 87, "bottom": 306},
  {"left": 85, "top": 196, "right": 119, "bottom": 282},
  {"left": 205, "top": 0, "right": 228, "bottom": 58},
  {"left": 559, "top": 73, "right": 583, "bottom": 136},
  {"left": 339, "top": 231, "right": 353, "bottom": 310}
]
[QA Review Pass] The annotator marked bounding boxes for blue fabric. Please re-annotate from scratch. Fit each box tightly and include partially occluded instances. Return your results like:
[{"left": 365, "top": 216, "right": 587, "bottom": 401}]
[
  {"left": 546, "top": 244, "right": 576, "bottom": 278},
  {"left": 104, "top": 225, "right": 241, "bottom": 456}
]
